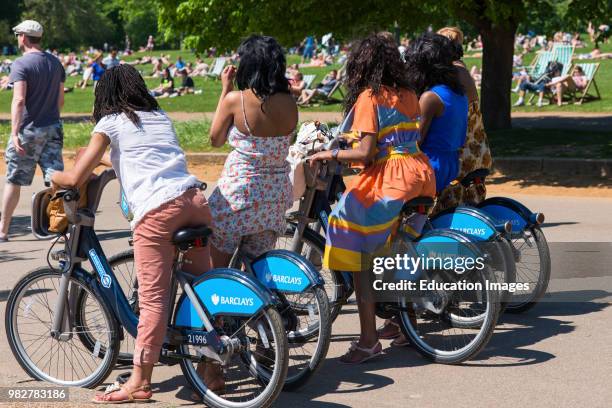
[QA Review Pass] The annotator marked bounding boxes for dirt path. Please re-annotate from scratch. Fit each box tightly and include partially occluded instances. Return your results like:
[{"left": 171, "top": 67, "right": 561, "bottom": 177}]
[{"left": 1, "top": 111, "right": 610, "bottom": 128}]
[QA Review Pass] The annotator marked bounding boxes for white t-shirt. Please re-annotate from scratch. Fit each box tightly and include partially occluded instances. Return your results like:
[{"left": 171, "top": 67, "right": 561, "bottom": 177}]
[{"left": 93, "top": 110, "right": 199, "bottom": 229}]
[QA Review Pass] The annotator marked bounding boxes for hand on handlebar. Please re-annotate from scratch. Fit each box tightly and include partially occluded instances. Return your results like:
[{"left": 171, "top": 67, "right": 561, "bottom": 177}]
[{"left": 308, "top": 150, "right": 333, "bottom": 167}]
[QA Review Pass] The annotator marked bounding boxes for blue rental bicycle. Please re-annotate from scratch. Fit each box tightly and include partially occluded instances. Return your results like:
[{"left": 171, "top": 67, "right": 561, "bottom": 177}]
[
  {"left": 429, "top": 168, "right": 551, "bottom": 313},
  {"left": 7, "top": 176, "right": 289, "bottom": 408},
  {"left": 94, "top": 170, "right": 331, "bottom": 390},
  {"left": 278, "top": 132, "right": 502, "bottom": 363}
]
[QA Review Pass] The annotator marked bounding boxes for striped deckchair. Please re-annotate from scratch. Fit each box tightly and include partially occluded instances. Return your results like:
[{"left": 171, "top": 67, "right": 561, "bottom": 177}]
[
  {"left": 528, "top": 51, "right": 553, "bottom": 78},
  {"left": 573, "top": 63, "right": 601, "bottom": 104},
  {"left": 206, "top": 57, "right": 226, "bottom": 79},
  {"left": 302, "top": 74, "right": 316, "bottom": 89},
  {"left": 552, "top": 43, "right": 574, "bottom": 75}
]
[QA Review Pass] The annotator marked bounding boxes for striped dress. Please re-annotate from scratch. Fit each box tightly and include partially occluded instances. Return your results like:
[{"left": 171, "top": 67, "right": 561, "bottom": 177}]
[{"left": 323, "top": 86, "right": 436, "bottom": 272}]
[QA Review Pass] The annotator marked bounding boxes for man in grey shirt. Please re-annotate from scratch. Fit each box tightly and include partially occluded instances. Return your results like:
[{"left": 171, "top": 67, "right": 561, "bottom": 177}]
[{"left": 0, "top": 20, "right": 65, "bottom": 241}]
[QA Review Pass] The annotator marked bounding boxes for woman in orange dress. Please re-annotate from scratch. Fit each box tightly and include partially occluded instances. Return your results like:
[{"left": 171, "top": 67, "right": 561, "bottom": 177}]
[{"left": 309, "top": 33, "right": 435, "bottom": 364}]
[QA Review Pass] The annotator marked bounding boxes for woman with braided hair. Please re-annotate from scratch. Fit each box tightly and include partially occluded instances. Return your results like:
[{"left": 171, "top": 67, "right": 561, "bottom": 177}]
[{"left": 51, "top": 64, "right": 213, "bottom": 403}]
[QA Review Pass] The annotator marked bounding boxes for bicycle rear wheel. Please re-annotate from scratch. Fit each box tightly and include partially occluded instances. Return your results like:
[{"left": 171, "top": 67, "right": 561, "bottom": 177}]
[
  {"left": 397, "top": 264, "right": 501, "bottom": 364},
  {"left": 5, "top": 267, "right": 120, "bottom": 387},
  {"left": 179, "top": 305, "right": 288, "bottom": 408},
  {"left": 277, "top": 224, "right": 345, "bottom": 322},
  {"left": 280, "top": 286, "right": 331, "bottom": 390},
  {"left": 505, "top": 226, "right": 551, "bottom": 313}
]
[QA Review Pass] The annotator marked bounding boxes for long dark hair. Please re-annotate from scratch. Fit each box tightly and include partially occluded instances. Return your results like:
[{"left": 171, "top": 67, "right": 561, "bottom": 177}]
[
  {"left": 343, "top": 32, "right": 412, "bottom": 115},
  {"left": 235, "top": 35, "right": 290, "bottom": 109},
  {"left": 93, "top": 64, "right": 159, "bottom": 126},
  {"left": 404, "top": 33, "right": 464, "bottom": 96}
]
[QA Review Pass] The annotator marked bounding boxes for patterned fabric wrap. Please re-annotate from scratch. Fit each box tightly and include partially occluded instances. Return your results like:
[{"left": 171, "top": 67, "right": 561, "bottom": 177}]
[{"left": 431, "top": 101, "right": 493, "bottom": 214}]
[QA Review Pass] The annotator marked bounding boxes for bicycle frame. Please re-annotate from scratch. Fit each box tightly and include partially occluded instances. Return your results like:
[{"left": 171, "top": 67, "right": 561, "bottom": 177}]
[{"left": 50, "top": 210, "right": 226, "bottom": 349}]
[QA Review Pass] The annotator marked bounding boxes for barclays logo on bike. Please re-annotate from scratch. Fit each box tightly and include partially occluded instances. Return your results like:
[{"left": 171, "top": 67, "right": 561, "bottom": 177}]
[
  {"left": 88, "top": 249, "right": 112, "bottom": 288},
  {"left": 254, "top": 255, "right": 310, "bottom": 293},
  {"left": 453, "top": 227, "right": 487, "bottom": 236},
  {"left": 210, "top": 293, "right": 255, "bottom": 307}
]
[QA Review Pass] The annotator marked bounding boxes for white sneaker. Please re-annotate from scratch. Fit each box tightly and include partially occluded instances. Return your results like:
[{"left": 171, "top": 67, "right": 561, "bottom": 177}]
[
  {"left": 537, "top": 100, "right": 543, "bottom": 107},
  {"left": 513, "top": 99, "right": 524, "bottom": 107}
]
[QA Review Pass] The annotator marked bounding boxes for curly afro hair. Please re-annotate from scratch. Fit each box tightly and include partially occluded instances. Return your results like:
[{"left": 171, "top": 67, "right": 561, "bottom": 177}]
[{"left": 343, "top": 32, "right": 412, "bottom": 116}]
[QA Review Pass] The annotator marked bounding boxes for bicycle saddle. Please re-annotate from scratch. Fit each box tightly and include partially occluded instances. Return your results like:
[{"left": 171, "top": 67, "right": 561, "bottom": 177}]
[
  {"left": 460, "top": 168, "right": 490, "bottom": 187},
  {"left": 401, "top": 196, "right": 435, "bottom": 214},
  {"left": 172, "top": 226, "right": 213, "bottom": 250}
]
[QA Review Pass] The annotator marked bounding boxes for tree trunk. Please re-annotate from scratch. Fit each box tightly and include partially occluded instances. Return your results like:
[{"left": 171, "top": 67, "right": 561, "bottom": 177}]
[{"left": 480, "top": 24, "right": 517, "bottom": 131}]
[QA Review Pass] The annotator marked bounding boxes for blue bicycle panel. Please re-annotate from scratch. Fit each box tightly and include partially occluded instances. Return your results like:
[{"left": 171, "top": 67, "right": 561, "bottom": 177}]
[
  {"left": 412, "top": 231, "right": 484, "bottom": 276},
  {"left": 428, "top": 208, "right": 496, "bottom": 241},
  {"left": 175, "top": 271, "right": 269, "bottom": 328},
  {"left": 252, "top": 249, "right": 322, "bottom": 293}
]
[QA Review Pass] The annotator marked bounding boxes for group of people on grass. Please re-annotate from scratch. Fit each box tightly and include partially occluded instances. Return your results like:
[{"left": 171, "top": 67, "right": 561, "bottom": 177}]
[{"left": 4, "top": 19, "right": 489, "bottom": 403}]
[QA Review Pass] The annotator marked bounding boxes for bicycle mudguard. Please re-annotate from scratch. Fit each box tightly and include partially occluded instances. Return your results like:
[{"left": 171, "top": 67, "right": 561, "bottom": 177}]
[
  {"left": 477, "top": 197, "right": 544, "bottom": 232},
  {"left": 174, "top": 269, "right": 277, "bottom": 328},
  {"left": 427, "top": 206, "right": 502, "bottom": 241},
  {"left": 251, "top": 249, "right": 324, "bottom": 293}
]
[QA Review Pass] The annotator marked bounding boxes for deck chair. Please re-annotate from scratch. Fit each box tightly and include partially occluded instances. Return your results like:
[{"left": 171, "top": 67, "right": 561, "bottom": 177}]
[
  {"left": 206, "top": 57, "right": 226, "bottom": 79},
  {"left": 302, "top": 74, "right": 316, "bottom": 89},
  {"left": 552, "top": 43, "right": 574, "bottom": 76},
  {"left": 320, "top": 79, "right": 344, "bottom": 102},
  {"left": 573, "top": 63, "right": 601, "bottom": 104},
  {"left": 527, "top": 51, "right": 553, "bottom": 78}
]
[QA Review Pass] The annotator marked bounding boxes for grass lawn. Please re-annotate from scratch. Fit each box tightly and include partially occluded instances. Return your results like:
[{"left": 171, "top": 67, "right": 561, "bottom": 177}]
[
  {"left": 464, "top": 39, "right": 612, "bottom": 113},
  {"left": 0, "top": 120, "right": 230, "bottom": 152},
  {"left": 1, "top": 38, "right": 609, "bottom": 114},
  {"left": 0, "top": 54, "right": 343, "bottom": 113},
  {"left": 1, "top": 120, "right": 609, "bottom": 158}
]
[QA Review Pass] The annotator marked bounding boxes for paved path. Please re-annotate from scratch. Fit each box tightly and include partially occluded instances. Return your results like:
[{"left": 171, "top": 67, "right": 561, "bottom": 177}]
[{"left": 0, "top": 178, "right": 611, "bottom": 407}]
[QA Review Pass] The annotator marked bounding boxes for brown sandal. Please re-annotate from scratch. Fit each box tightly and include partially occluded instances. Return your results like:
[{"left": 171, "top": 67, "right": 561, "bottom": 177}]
[
  {"left": 376, "top": 318, "right": 401, "bottom": 340},
  {"left": 339, "top": 341, "right": 383, "bottom": 364},
  {"left": 390, "top": 334, "right": 411, "bottom": 347},
  {"left": 92, "top": 382, "right": 152, "bottom": 404}
]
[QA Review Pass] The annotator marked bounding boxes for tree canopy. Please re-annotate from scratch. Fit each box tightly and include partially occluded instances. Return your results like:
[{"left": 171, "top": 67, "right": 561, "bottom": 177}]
[{"left": 158, "top": 0, "right": 609, "bottom": 130}]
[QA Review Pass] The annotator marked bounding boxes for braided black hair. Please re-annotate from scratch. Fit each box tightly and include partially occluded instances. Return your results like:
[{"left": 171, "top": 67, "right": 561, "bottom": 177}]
[
  {"left": 93, "top": 64, "right": 159, "bottom": 126},
  {"left": 343, "top": 33, "right": 412, "bottom": 116},
  {"left": 404, "top": 33, "right": 465, "bottom": 96},
  {"left": 235, "top": 35, "right": 290, "bottom": 110}
]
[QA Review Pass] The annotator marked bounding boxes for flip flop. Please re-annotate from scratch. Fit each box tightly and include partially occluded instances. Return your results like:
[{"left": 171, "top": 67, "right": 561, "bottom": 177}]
[
  {"left": 92, "top": 382, "right": 152, "bottom": 404},
  {"left": 339, "top": 341, "right": 383, "bottom": 364}
]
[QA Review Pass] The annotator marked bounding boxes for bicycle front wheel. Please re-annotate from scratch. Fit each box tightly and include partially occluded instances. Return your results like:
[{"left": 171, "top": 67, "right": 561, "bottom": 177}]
[{"left": 5, "top": 267, "right": 120, "bottom": 387}]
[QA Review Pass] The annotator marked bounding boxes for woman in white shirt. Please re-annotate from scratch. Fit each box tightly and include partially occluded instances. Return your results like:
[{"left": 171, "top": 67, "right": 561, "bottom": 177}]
[{"left": 52, "top": 64, "right": 212, "bottom": 403}]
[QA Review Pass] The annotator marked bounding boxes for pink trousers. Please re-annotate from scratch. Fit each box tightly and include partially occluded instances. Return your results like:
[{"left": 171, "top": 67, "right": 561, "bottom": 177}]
[{"left": 132, "top": 188, "right": 212, "bottom": 366}]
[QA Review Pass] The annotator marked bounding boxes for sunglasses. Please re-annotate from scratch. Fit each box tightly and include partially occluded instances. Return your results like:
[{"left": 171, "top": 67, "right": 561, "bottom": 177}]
[{"left": 14, "top": 32, "right": 24, "bottom": 38}]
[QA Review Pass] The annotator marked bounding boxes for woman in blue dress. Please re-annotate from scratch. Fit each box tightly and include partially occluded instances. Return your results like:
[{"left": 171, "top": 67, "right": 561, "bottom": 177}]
[{"left": 405, "top": 33, "right": 468, "bottom": 193}]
